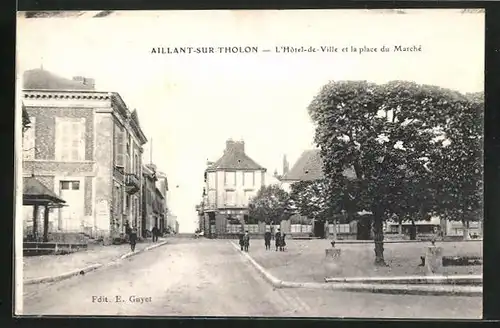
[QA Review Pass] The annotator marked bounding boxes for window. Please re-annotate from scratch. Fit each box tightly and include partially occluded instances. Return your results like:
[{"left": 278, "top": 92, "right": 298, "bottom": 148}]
[
  {"left": 244, "top": 172, "right": 255, "bottom": 187},
  {"left": 208, "top": 172, "right": 216, "bottom": 189},
  {"left": 225, "top": 171, "right": 236, "bottom": 186},
  {"left": 114, "top": 125, "right": 125, "bottom": 168},
  {"left": 60, "top": 181, "right": 79, "bottom": 190},
  {"left": 208, "top": 190, "right": 216, "bottom": 207},
  {"left": 55, "top": 117, "right": 85, "bottom": 161},
  {"left": 225, "top": 191, "right": 236, "bottom": 206},
  {"left": 22, "top": 117, "right": 36, "bottom": 160}
]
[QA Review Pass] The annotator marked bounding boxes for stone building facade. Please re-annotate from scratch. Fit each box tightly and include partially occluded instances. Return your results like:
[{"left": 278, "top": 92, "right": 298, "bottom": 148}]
[
  {"left": 201, "top": 139, "right": 267, "bottom": 238},
  {"left": 22, "top": 69, "right": 147, "bottom": 242}
]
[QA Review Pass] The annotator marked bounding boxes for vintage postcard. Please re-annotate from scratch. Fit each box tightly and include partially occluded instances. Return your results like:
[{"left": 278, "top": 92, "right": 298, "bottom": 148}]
[{"left": 15, "top": 9, "right": 484, "bottom": 318}]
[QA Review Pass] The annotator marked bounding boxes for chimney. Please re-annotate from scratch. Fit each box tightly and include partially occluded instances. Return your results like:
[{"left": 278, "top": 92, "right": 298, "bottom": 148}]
[
  {"left": 283, "top": 154, "right": 289, "bottom": 175},
  {"left": 225, "top": 139, "right": 245, "bottom": 153}
]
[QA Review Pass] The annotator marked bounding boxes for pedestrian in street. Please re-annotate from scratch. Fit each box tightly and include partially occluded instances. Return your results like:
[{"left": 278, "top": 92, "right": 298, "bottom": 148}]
[
  {"left": 264, "top": 230, "right": 272, "bottom": 250},
  {"left": 152, "top": 225, "right": 159, "bottom": 243},
  {"left": 239, "top": 232, "right": 244, "bottom": 251},
  {"left": 281, "top": 233, "right": 287, "bottom": 252},
  {"left": 275, "top": 229, "right": 282, "bottom": 252},
  {"left": 243, "top": 231, "right": 250, "bottom": 252},
  {"left": 129, "top": 227, "right": 138, "bottom": 252}
]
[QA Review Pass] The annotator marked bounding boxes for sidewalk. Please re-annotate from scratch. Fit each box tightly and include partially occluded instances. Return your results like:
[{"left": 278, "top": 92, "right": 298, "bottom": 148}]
[{"left": 23, "top": 238, "right": 166, "bottom": 281}]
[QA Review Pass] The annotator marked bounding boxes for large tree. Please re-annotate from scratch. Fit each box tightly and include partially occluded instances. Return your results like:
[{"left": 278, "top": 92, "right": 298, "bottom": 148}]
[
  {"left": 248, "top": 184, "right": 294, "bottom": 225},
  {"left": 428, "top": 92, "right": 483, "bottom": 238},
  {"left": 308, "top": 80, "right": 473, "bottom": 265}
]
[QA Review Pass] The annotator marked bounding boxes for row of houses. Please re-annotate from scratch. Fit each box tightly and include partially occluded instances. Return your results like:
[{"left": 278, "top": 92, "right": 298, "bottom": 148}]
[
  {"left": 20, "top": 68, "right": 178, "bottom": 244},
  {"left": 196, "top": 140, "right": 481, "bottom": 239}
]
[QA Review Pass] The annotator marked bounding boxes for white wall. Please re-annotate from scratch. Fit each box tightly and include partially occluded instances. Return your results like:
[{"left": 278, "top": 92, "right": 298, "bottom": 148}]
[{"left": 207, "top": 169, "right": 264, "bottom": 209}]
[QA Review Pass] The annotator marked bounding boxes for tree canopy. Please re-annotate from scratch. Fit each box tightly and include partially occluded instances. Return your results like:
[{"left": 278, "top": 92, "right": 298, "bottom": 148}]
[
  {"left": 307, "top": 80, "right": 483, "bottom": 264},
  {"left": 248, "top": 184, "right": 294, "bottom": 224}
]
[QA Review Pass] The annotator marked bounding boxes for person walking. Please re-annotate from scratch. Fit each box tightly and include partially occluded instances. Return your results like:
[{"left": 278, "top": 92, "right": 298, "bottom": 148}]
[
  {"left": 275, "top": 229, "right": 282, "bottom": 252},
  {"left": 239, "top": 232, "right": 244, "bottom": 251},
  {"left": 129, "top": 227, "right": 138, "bottom": 252},
  {"left": 280, "top": 233, "right": 287, "bottom": 251},
  {"left": 243, "top": 231, "right": 250, "bottom": 252},
  {"left": 264, "top": 230, "right": 272, "bottom": 250},
  {"left": 152, "top": 225, "right": 159, "bottom": 242}
]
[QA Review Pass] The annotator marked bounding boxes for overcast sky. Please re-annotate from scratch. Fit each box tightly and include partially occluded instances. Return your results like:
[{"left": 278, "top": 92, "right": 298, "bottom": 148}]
[{"left": 17, "top": 9, "right": 484, "bottom": 232}]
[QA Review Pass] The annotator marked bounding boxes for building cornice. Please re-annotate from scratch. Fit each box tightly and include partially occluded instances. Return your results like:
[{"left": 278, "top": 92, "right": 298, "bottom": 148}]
[{"left": 23, "top": 89, "right": 112, "bottom": 100}]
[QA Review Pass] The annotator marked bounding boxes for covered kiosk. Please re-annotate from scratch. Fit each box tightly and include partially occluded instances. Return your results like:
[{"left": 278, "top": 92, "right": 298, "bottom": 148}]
[{"left": 23, "top": 175, "right": 66, "bottom": 242}]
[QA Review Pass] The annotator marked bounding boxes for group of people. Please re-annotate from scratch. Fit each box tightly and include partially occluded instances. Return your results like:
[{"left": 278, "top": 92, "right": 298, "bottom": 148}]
[
  {"left": 125, "top": 224, "right": 162, "bottom": 252},
  {"left": 239, "top": 229, "right": 287, "bottom": 252}
]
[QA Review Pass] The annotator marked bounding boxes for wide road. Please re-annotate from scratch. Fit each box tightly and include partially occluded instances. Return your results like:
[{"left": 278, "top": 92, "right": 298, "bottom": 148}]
[{"left": 22, "top": 238, "right": 481, "bottom": 318}]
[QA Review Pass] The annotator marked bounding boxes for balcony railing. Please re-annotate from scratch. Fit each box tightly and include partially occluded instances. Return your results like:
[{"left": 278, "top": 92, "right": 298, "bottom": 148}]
[
  {"left": 125, "top": 173, "right": 140, "bottom": 194},
  {"left": 114, "top": 166, "right": 125, "bottom": 181}
]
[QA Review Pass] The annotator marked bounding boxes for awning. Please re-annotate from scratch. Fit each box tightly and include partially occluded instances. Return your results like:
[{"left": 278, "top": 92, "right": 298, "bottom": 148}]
[{"left": 23, "top": 176, "right": 66, "bottom": 206}]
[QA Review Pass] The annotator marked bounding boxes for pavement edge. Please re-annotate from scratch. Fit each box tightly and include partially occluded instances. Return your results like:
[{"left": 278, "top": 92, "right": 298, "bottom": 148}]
[
  {"left": 24, "top": 240, "right": 168, "bottom": 285},
  {"left": 230, "top": 242, "right": 482, "bottom": 297}
]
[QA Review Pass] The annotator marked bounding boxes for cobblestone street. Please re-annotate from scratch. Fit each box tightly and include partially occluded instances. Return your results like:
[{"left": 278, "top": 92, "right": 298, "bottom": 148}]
[{"left": 22, "top": 238, "right": 481, "bottom": 318}]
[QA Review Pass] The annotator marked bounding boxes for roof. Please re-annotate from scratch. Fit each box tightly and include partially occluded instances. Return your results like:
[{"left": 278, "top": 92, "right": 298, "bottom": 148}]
[
  {"left": 281, "top": 149, "right": 324, "bottom": 181},
  {"left": 130, "top": 109, "right": 140, "bottom": 127},
  {"left": 207, "top": 144, "right": 266, "bottom": 171},
  {"left": 281, "top": 149, "right": 357, "bottom": 181},
  {"left": 23, "top": 176, "right": 66, "bottom": 205},
  {"left": 23, "top": 69, "right": 94, "bottom": 91}
]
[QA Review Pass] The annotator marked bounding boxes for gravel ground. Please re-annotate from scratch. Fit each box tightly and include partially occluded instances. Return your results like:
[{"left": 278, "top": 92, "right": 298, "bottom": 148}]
[{"left": 248, "top": 239, "right": 483, "bottom": 282}]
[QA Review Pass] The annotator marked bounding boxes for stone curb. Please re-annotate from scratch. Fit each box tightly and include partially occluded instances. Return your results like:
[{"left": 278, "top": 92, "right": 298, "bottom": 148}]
[
  {"left": 324, "top": 239, "right": 483, "bottom": 244},
  {"left": 324, "top": 275, "right": 483, "bottom": 285},
  {"left": 230, "top": 242, "right": 482, "bottom": 297},
  {"left": 24, "top": 263, "right": 103, "bottom": 285},
  {"left": 120, "top": 240, "right": 168, "bottom": 260},
  {"left": 24, "top": 240, "right": 168, "bottom": 285}
]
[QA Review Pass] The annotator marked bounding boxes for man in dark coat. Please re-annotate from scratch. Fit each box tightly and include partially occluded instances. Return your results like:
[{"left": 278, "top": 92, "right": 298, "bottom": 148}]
[
  {"left": 129, "top": 227, "right": 138, "bottom": 252},
  {"left": 239, "top": 232, "right": 244, "bottom": 251},
  {"left": 264, "top": 231, "right": 272, "bottom": 250},
  {"left": 152, "top": 225, "right": 160, "bottom": 242},
  {"left": 275, "top": 229, "right": 282, "bottom": 252}
]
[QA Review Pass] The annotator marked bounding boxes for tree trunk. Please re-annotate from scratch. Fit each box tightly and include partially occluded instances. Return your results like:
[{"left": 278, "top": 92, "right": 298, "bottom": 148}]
[
  {"left": 32, "top": 205, "right": 39, "bottom": 241},
  {"left": 373, "top": 208, "right": 386, "bottom": 266},
  {"left": 398, "top": 220, "right": 403, "bottom": 238},
  {"left": 43, "top": 205, "right": 50, "bottom": 242},
  {"left": 410, "top": 219, "right": 416, "bottom": 240},
  {"left": 462, "top": 219, "right": 470, "bottom": 240},
  {"left": 332, "top": 219, "right": 337, "bottom": 240}
]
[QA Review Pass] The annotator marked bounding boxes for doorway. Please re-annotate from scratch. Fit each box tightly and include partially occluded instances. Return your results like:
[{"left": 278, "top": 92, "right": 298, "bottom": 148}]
[
  {"left": 59, "top": 180, "right": 83, "bottom": 232},
  {"left": 313, "top": 220, "right": 325, "bottom": 238}
]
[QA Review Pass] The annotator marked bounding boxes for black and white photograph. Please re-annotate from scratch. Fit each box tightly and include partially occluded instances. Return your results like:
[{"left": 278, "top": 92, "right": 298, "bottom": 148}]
[{"left": 15, "top": 9, "right": 484, "bottom": 318}]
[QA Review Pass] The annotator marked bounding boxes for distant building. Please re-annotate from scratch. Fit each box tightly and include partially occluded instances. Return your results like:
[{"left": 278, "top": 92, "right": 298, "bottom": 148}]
[
  {"left": 167, "top": 212, "right": 178, "bottom": 233},
  {"left": 142, "top": 164, "right": 158, "bottom": 236},
  {"left": 201, "top": 139, "right": 268, "bottom": 237},
  {"left": 155, "top": 171, "right": 169, "bottom": 233},
  {"left": 21, "top": 68, "right": 147, "bottom": 243}
]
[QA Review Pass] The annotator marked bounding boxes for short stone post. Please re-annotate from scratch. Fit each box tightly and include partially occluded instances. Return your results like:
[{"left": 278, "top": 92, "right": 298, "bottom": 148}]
[
  {"left": 324, "top": 242, "right": 342, "bottom": 277},
  {"left": 425, "top": 240, "right": 443, "bottom": 275}
]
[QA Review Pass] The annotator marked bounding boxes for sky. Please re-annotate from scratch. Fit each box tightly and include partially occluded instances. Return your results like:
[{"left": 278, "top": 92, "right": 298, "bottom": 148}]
[{"left": 16, "top": 9, "right": 484, "bottom": 233}]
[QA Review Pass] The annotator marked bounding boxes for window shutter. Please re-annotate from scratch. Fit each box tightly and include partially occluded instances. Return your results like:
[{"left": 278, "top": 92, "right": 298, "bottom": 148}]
[
  {"left": 78, "top": 119, "right": 86, "bottom": 161},
  {"left": 116, "top": 127, "right": 125, "bottom": 168}
]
